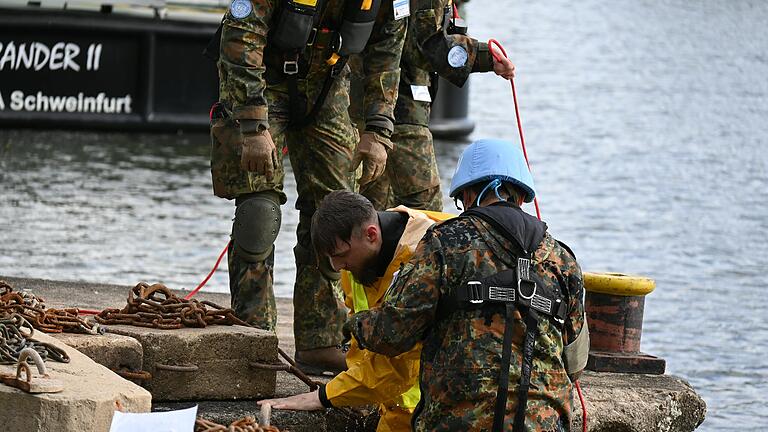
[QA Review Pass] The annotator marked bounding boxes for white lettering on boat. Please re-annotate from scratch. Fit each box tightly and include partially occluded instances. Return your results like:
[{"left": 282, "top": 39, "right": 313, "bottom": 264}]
[
  {"left": 6, "top": 91, "right": 132, "bottom": 114},
  {"left": 0, "top": 42, "right": 103, "bottom": 72}
]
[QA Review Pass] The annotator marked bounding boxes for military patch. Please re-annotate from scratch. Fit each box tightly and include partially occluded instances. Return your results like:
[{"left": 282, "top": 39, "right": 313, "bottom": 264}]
[
  {"left": 230, "top": 0, "right": 252, "bottom": 19},
  {"left": 447, "top": 45, "right": 468, "bottom": 68}
]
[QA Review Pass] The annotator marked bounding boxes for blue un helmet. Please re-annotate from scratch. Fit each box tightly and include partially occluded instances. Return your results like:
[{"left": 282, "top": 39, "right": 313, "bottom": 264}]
[{"left": 449, "top": 138, "right": 536, "bottom": 206}]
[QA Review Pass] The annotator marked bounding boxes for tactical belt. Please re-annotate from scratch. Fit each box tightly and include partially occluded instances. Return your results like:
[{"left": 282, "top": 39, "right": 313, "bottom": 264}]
[{"left": 453, "top": 257, "right": 566, "bottom": 432}]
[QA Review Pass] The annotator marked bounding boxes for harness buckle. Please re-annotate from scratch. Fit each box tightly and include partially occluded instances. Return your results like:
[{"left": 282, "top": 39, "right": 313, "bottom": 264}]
[
  {"left": 518, "top": 279, "right": 536, "bottom": 300},
  {"left": 488, "top": 285, "right": 516, "bottom": 303},
  {"left": 517, "top": 257, "right": 537, "bottom": 300},
  {"left": 466, "top": 281, "right": 484, "bottom": 304},
  {"left": 306, "top": 27, "right": 318, "bottom": 46},
  {"left": 283, "top": 60, "right": 299, "bottom": 75}
]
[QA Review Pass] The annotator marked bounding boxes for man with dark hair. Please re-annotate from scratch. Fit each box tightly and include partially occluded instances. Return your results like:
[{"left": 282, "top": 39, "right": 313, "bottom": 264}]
[
  {"left": 344, "top": 139, "right": 590, "bottom": 431},
  {"left": 259, "top": 190, "right": 453, "bottom": 431}
]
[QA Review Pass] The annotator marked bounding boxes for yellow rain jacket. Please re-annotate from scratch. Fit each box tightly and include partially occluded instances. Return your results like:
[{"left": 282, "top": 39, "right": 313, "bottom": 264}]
[{"left": 325, "top": 206, "right": 454, "bottom": 431}]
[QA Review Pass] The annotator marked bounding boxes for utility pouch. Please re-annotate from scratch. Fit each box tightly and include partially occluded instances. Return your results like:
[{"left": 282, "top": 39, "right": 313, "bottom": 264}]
[
  {"left": 272, "top": 0, "right": 321, "bottom": 51},
  {"left": 336, "top": 0, "right": 382, "bottom": 57}
]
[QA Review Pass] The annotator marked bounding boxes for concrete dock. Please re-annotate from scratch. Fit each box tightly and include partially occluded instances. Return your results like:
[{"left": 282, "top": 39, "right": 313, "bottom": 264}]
[{"left": 0, "top": 275, "right": 707, "bottom": 431}]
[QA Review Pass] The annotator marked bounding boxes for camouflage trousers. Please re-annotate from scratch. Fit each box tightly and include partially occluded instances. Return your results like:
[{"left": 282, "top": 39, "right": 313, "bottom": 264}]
[{"left": 210, "top": 76, "right": 354, "bottom": 351}]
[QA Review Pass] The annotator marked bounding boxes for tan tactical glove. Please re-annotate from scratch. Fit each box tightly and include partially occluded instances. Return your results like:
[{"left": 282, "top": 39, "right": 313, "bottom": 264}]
[
  {"left": 240, "top": 129, "right": 278, "bottom": 180},
  {"left": 351, "top": 132, "right": 392, "bottom": 187}
]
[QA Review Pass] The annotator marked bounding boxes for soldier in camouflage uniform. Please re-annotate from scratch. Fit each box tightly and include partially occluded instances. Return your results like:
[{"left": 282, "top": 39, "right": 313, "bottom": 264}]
[
  {"left": 346, "top": 139, "right": 590, "bottom": 431},
  {"left": 210, "top": 0, "right": 405, "bottom": 370},
  {"left": 357, "top": 0, "right": 516, "bottom": 211}
]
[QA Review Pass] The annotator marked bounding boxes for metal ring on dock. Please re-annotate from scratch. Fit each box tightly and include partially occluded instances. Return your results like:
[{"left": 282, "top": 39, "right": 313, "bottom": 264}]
[{"left": 154, "top": 363, "right": 199, "bottom": 372}]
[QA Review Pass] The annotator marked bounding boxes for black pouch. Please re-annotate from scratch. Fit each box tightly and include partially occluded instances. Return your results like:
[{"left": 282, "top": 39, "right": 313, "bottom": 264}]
[
  {"left": 272, "top": 0, "right": 319, "bottom": 51},
  {"left": 337, "top": 0, "right": 382, "bottom": 56}
]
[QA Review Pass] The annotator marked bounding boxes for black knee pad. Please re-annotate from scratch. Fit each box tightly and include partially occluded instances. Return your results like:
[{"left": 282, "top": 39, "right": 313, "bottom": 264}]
[{"left": 233, "top": 192, "right": 282, "bottom": 261}]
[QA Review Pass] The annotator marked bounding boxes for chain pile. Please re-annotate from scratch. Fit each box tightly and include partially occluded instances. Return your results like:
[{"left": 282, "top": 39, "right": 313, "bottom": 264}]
[
  {"left": 195, "top": 416, "right": 280, "bottom": 432},
  {"left": 0, "top": 281, "right": 99, "bottom": 335},
  {"left": 0, "top": 314, "right": 70, "bottom": 365},
  {"left": 95, "top": 282, "right": 249, "bottom": 329}
]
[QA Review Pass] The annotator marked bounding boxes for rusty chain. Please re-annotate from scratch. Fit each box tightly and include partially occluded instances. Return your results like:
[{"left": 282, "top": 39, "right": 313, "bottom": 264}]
[
  {"left": 1, "top": 281, "right": 368, "bottom": 425},
  {"left": 0, "top": 314, "right": 70, "bottom": 365},
  {"left": 250, "top": 347, "right": 323, "bottom": 391},
  {"left": 112, "top": 367, "right": 152, "bottom": 381},
  {"left": 95, "top": 282, "right": 249, "bottom": 329},
  {"left": 0, "top": 280, "right": 100, "bottom": 335},
  {"left": 195, "top": 416, "right": 280, "bottom": 432}
]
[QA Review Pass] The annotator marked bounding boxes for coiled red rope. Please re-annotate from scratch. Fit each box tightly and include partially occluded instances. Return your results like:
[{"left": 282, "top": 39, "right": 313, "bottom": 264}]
[{"left": 487, "top": 38, "right": 587, "bottom": 432}]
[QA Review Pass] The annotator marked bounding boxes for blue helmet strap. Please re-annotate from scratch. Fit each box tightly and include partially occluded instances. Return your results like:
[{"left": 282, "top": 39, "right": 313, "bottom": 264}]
[{"left": 476, "top": 178, "right": 503, "bottom": 207}]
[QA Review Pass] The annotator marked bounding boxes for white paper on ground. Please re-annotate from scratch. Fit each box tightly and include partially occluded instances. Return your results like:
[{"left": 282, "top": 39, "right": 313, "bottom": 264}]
[{"left": 109, "top": 405, "right": 198, "bottom": 432}]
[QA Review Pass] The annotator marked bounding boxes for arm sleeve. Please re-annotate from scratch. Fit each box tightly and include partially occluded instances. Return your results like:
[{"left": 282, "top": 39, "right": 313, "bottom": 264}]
[
  {"left": 409, "top": 1, "right": 494, "bottom": 87},
  {"left": 360, "top": 1, "right": 407, "bottom": 134},
  {"left": 325, "top": 339, "right": 421, "bottom": 407},
  {"left": 350, "top": 233, "right": 442, "bottom": 357},
  {"left": 218, "top": 0, "right": 276, "bottom": 129}
]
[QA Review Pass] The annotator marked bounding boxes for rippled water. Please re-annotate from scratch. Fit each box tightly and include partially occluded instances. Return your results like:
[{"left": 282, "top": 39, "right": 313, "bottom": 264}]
[{"left": 1, "top": 0, "right": 767, "bottom": 429}]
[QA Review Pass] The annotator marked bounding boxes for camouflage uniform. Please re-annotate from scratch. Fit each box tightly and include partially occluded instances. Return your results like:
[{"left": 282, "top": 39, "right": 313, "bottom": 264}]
[
  {"left": 211, "top": 0, "right": 406, "bottom": 350},
  {"left": 348, "top": 205, "right": 586, "bottom": 431},
  {"left": 358, "top": 0, "right": 495, "bottom": 211}
]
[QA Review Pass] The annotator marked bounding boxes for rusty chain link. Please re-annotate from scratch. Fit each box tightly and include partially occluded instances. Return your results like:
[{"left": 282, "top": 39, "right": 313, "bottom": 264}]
[
  {"left": 195, "top": 416, "right": 280, "bottom": 432},
  {"left": 112, "top": 367, "right": 152, "bottom": 381},
  {"left": 0, "top": 314, "right": 70, "bottom": 365},
  {"left": 250, "top": 347, "right": 323, "bottom": 391},
  {"left": 0, "top": 280, "right": 100, "bottom": 335},
  {"left": 95, "top": 282, "right": 249, "bottom": 329}
]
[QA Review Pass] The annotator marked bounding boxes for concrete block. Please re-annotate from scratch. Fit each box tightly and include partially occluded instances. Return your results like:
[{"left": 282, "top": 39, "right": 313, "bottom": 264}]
[
  {"left": 106, "top": 324, "right": 278, "bottom": 401},
  {"left": 574, "top": 371, "right": 707, "bottom": 432},
  {"left": 0, "top": 330, "right": 151, "bottom": 432},
  {"left": 51, "top": 332, "right": 143, "bottom": 372}
]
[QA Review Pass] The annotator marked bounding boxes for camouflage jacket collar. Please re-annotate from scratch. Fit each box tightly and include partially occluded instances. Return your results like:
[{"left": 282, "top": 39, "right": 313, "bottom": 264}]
[{"left": 461, "top": 201, "right": 547, "bottom": 256}]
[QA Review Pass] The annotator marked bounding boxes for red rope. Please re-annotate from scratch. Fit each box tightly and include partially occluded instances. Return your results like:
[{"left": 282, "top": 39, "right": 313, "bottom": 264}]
[
  {"left": 184, "top": 240, "right": 231, "bottom": 300},
  {"left": 487, "top": 38, "right": 586, "bottom": 431},
  {"left": 576, "top": 380, "right": 587, "bottom": 432},
  {"left": 78, "top": 309, "right": 101, "bottom": 315},
  {"left": 487, "top": 39, "right": 542, "bottom": 221}
]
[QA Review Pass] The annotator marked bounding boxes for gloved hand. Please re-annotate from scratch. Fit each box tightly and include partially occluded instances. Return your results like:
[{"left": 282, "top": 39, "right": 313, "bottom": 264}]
[
  {"left": 341, "top": 316, "right": 355, "bottom": 347},
  {"left": 240, "top": 129, "right": 278, "bottom": 180},
  {"left": 351, "top": 132, "right": 391, "bottom": 187},
  {"left": 492, "top": 55, "right": 516, "bottom": 80}
]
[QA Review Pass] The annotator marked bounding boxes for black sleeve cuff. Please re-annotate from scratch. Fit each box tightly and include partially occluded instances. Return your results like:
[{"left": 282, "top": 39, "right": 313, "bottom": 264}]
[
  {"left": 472, "top": 41, "right": 494, "bottom": 73},
  {"left": 318, "top": 384, "right": 334, "bottom": 409}
]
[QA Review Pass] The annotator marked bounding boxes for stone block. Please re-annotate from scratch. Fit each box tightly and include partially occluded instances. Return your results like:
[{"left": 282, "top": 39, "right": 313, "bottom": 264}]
[
  {"left": 51, "top": 332, "right": 143, "bottom": 372},
  {"left": 106, "top": 324, "right": 278, "bottom": 401},
  {"left": 0, "top": 330, "right": 151, "bottom": 432},
  {"left": 574, "top": 371, "right": 707, "bottom": 432}
]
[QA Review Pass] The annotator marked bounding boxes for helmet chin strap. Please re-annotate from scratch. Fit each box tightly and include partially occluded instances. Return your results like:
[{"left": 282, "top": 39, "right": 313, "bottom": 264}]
[
  {"left": 454, "top": 178, "right": 506, "bottom": 211},
  {"left": 476, "top": 178, "right": 503, "bottom": 207}
]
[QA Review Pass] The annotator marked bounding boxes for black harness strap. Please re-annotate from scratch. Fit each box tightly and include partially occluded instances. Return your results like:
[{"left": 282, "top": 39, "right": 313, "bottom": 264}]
[
  {"left": 287, "top": 57, "right": 346, "bottom": 129},
  {"left": 513, "top": 308, "right": 539, "bottom": 432},
  {"left": 493, "top": 302, "right": 517, "bottom": 432}
]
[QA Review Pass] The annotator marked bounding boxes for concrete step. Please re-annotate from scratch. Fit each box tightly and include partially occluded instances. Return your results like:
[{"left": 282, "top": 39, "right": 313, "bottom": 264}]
[
  {"left": 0, "top": 329, "right": 151, "bottom": 432},
  {"left": 51, "top": 331, "right": 143, "bottom": 375},
  {"left": 106, "top": 324, "right": 278, "bottom": 401}
]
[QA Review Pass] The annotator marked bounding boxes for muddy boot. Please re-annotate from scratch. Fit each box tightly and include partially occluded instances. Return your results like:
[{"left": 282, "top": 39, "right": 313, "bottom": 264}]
[{"left": 295, "top": 346, "right": 348, "bottom": 376}]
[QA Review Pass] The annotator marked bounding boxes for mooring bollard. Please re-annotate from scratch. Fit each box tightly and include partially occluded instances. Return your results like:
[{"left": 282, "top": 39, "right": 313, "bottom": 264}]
[{"left": 583, "top": 272, "right": 666, "bottom": 374}]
